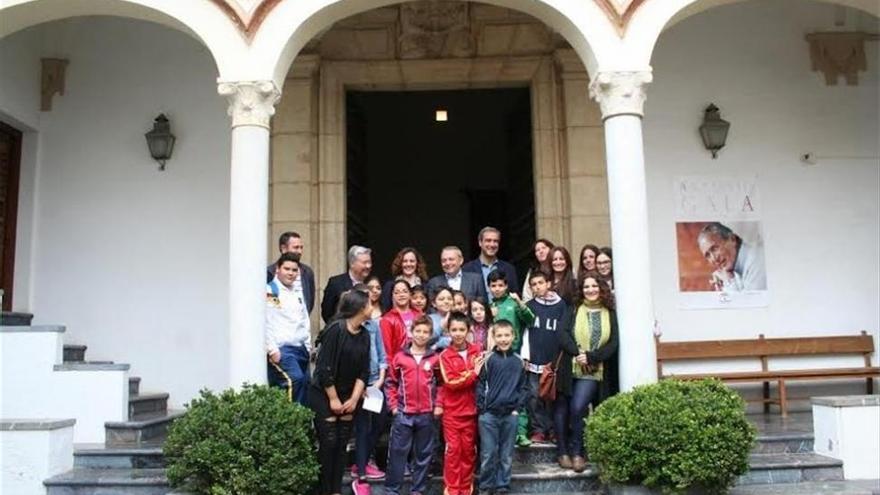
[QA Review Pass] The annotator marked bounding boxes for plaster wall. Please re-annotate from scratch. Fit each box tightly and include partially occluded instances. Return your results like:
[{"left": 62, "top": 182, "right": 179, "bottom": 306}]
[
  {"left": 644, "top": 1, "right": 880, "bottom": 374},
  {"left": 0, "top": 425, "right": 74, "bottom": 495},
  {"left": 0, "top": 16, "right": 231, "bottom": 407}
]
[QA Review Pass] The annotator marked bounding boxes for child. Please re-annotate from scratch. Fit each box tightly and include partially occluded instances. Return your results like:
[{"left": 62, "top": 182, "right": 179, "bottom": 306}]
[
  {"left": 429, "top": 286, "right": 454, "bottom": 351},
  {"left": 438, "top": 311, "right": 484, "bottom": 495},
  {"left": 385, "top": 316, "right": 440, "bottom": 495},
  {"left": 452, "top": 289, "right": 469, "bottom": 313},
  {"left": 523, "top": 270, "right": 571, "bottom": 446},
  {"left": 477, "top": 320, "right": 527, "bottom": 495},
  {"left": 410, "top": 285, "right": 429, "bottom": 314},
  {"left": 487, "top": 270, "right": 535, "bottom": 447},
  {"left": 469, "top": 297, "right": 493, "bottom": 351},
  {"left": 380, "top": 279, "right": 421, "bottom": 365}
]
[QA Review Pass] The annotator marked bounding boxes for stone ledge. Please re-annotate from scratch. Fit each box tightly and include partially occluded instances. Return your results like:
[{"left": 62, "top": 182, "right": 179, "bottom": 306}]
[
  {"left": 1, "top": 418, "right": 76, "bottom": 431},
  {"left": 0, "top": 324, "right": 65, "bottom": 333},
  {"left": 811, "top": 395, "right": 880, "bottom": 408},
  {"left": 53, "top": 363, "right": 130, "bottom": 371}
]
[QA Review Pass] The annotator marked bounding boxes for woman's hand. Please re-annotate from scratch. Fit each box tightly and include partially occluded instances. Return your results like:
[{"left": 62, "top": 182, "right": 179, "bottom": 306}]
[
  {"left": 329, "top": 398, "right": 344, "bottom": 415},
  {"left": 371, "top": 377, "right": 384, "bottom": 390},
  {"left": 341, "top": 397, "right": 358, "bottom": 414},
  {"left": 575, "top": 353, "right": 588, "bottom": 365}
]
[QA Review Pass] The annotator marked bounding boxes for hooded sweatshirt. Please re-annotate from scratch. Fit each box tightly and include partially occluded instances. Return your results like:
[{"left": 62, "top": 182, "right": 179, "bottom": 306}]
[{"left": 524, "top": 291, "right": 571, "bottom": 367}]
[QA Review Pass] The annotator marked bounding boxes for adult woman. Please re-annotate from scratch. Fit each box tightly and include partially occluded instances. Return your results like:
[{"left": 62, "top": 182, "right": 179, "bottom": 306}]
[
  {"left": 380, "top": 247, "right": 429, "bottom": 311},
  {"left": 350, "top": 278, "right": 388, "bottom": 490},
  {"left": 548, "top": 246, "right": 577, "bottom": 305},
  {"left": 596, "top": 247, "right": 613, "bottom": 291},
  {"left": 379, "top": 279, "right": 422, "bottom": 363},
  {"left": 309, "top": 290, "right": 373, "bottom": 495},
  {"left": 577, "top": 244, "right": 600, "bottom": 281},
  {"left": 553, "top": 271, "right": 618, "bottom": 473},
  {"left": 522, "top": 238, "right": 555, "bottom": 301}
]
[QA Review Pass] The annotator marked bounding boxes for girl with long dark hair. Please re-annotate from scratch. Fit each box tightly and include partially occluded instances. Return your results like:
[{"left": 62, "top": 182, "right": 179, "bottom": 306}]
[
  {"left": 548, "top": 246, "right": 577, "bottom": 305},
  {"left": 522, "top": 238, "right": 555, "bottom": 301}
]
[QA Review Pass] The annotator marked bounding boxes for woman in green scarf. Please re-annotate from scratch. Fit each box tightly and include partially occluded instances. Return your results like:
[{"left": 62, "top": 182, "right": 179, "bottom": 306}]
[{"left": 553, "top": 271, "right": 618, "bottom": 473}]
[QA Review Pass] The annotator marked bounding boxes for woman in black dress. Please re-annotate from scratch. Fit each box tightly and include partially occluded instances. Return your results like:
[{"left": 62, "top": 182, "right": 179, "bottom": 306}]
[{"left": 309, "top": 290, "right": 373, "bottom": 495}]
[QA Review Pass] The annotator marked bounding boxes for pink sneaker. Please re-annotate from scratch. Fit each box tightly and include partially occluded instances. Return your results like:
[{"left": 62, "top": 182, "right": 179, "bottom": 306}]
[
  {"left": 363, "top": 462, "right": 385, "bottom": 480},
  {"left": 351, "top": 479, "right": 371, "bottom": 495}
]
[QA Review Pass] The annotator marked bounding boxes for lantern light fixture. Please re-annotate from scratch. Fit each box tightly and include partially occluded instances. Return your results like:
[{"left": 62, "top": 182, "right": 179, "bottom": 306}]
[
  {"left": 145, "top": 114, "right": 176, "bottom": 170},
  {"left": 699, "top": 103, "right": 730, "bottom": 159},
  {"left": 435, "top": 109, "right": 448, "bottom": 122}
]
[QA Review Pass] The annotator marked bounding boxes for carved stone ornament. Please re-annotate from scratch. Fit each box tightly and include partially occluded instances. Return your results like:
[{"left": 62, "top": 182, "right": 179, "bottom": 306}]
[
  {"left": 593, "top": 0, "right": 647, "bottom": 34},
  {"left": 217, "top": 81, "right": 281, "bottom": 128},
  {"left": 399, "top": 1, "right": 475, "bottom": 59},
  {"left": 41, "top": 58, "right": 69, "bottom": 111},
  {"left": 209, "top": 0, "right": 282, "bottom": 39},
  {"left": 805, "top": 32, "right": 873, "bottom": 86},
  {"left": 589, "top": 71, "right": 653, "bottom": 119}
]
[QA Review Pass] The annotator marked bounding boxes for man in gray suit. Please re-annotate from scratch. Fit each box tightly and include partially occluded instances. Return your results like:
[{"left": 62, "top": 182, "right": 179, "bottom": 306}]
[{"left": 426, "top": 246, "right": 488, "bottom": 303}]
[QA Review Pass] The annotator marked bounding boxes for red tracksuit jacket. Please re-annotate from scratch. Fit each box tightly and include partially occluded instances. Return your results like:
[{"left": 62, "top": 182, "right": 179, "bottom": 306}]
[
  {"left": 380, "top": 308, "right": 423, "bottom": 367},
  {"left": 386, "top": 344, "right": 439, "bottom": 415},
  {"left": 437, "top": 342, "right": 482, "bottom": 417}
]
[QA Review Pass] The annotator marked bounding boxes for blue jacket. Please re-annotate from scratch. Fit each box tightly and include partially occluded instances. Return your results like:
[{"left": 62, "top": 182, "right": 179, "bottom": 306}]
[
  {"left": 477, "top": 348, "right": 527, "bottom": 415},
  {"left": 365, "top": 317, "right": 388, "bottom": 384},
  {"left": 462, "top": 258, "right": 520, "bottom": 295}
]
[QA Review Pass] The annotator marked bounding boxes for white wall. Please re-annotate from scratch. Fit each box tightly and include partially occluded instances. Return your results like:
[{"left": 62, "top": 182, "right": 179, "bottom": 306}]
[
  {"left": 0, "top": 16, "right": 231, "bottom": 407},
  {"left": 645, "top": 1, "right": 880, "bottom": 371}
]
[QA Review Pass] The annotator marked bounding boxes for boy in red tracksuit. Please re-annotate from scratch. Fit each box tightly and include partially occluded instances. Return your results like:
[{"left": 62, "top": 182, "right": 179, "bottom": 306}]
[
  {"left": 437, "top": 311, "right": 485, "bottom": 495},
  {"left": 385, "top": 316, "right": 441, "bottom": 495}
]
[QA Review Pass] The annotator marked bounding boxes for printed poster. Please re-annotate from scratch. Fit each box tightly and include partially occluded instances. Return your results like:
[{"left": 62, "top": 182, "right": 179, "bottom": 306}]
[{"left": 674, "top": 176, "right": 769, "bottom": 309}]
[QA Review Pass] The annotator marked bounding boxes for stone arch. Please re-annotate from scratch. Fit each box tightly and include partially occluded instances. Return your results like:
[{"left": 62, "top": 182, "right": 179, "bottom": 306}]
[
  {"left": 625, "top": 0, "right": 880, "bottom": 69},
  {"left": 0, "top": 0, "right": 247, "bottom": 79},
  {"left": 251, "top": 0, "right": 627, "bottom": 88}
]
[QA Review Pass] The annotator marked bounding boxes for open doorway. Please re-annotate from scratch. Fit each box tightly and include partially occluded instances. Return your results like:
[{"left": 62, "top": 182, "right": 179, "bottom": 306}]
[
  {"left": 0, "top": 121, "right": 22, "bottom": 311},
  {"left": 346, "top": 88, "right": 536, "bottom": 282}
]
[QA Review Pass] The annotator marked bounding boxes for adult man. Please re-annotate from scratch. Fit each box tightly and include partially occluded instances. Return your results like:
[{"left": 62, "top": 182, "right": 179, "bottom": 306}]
[
  {"left": 320, "top": 245, "right": 373, "bottom": 323},
  {"left": 266, "top": 232, "right": 316, "bottom": 315},
  {"left": 266, "top": 252, "right": 311, "bottom": 405},
  {"left": 426, "top": 246, "right": 487, "bottom": 302},
  {"left": 697, "top": 222, "right": 767, "bottom": 291},
  {"left": 462, "top": 226, "right": 520, "bottom": 296}
]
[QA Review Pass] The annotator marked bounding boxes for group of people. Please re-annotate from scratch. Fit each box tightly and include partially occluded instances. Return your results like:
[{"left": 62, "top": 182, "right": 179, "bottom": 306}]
[{"left": 264, "top": 228, "right": 619, "bottom": 495}]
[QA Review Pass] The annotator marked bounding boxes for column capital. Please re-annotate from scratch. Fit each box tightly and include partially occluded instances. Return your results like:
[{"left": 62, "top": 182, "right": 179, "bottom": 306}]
[
  {"left": 589, "top": 70, "right": 653, "bottom": 120},
  {"left": 218, "top": 80, "right": 281, "bottom": 129}
]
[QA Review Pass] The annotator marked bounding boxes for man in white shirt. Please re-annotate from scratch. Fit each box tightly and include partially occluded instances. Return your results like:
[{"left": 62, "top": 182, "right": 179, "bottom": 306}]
[
  {"left": 697, "top": 222, "right": 767, "bottom": 292},
  {"left": 266, "top": 252, "right": 312, "bottom": 405}
]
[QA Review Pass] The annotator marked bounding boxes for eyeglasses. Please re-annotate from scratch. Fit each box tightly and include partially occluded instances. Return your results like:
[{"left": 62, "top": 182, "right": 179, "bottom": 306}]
[{"left": 596, "top": 260, "right": 611, "bottom": 266}]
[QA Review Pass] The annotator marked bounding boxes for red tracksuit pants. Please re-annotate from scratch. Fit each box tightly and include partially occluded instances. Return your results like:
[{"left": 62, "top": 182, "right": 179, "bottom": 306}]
[{"left": 442, "top": 413, "right": 477, "bottom": 495}]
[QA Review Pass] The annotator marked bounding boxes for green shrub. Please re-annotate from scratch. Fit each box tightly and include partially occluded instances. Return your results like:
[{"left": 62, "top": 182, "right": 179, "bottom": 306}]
[
  {"left": 164, "top": 384, "right": 319, "bottom": 495},
  {"left": 586, "top": 379, "right": 755, "bottom": 494}
]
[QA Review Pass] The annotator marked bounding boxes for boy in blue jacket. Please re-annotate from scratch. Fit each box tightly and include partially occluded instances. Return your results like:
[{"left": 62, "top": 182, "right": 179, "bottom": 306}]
[{"left": 477, "top": 319, "right": 527, "bottom": 495}]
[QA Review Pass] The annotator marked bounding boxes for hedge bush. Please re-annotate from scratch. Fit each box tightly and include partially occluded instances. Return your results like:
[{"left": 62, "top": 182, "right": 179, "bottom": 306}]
[
  {"left": 586, "top": 379, "right": 755, "bottom": 494},
  {"left": 164, "top": 385, "right": 319, "bottom": 495}
]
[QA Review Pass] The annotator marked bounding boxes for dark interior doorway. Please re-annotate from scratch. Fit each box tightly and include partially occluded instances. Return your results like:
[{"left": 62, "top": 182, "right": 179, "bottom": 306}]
[
  {"left": 0, "top": 121, "right": 22, "bottom": 311},
  {"left": 346, "top": 88, "right": 536, "bottom": 285}
]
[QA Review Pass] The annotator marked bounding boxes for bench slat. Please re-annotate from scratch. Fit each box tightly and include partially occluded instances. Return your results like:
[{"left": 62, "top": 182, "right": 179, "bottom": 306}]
[
  {"left": 666, "top": 367, "right": 880, "bottom": 381},
  {"left": 656, "top": 335, "right": 874, "bottom": 360}
]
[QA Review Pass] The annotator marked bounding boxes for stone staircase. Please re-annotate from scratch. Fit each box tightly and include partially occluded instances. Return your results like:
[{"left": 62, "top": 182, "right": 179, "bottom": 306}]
[{"left": 43, "top": 344, "right": 182, "bottom": 495}]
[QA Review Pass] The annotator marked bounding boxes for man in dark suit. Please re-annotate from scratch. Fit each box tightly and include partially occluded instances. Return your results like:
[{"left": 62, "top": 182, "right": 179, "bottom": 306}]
[
  {"left": 320, "top": 245, "right": 373, "bottom": 323},
  {"left": 426, "top": 246, "right": 487, "bottom": 302},
  {"left": 462, "top": 226, "right": 520, "bottom": 296},
  {"left": 267, "top": 232, "right": 316, "bottom": 314}
]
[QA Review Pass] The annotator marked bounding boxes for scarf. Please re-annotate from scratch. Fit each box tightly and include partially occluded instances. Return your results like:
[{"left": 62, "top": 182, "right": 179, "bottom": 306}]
[{"left": 572, "top": 304, "right": 610, "bottom": 381}]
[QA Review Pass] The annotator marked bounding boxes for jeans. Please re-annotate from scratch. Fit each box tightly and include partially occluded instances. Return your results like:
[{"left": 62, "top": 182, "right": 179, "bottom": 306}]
[
  {"left": 385, "top": 413, "right": 434, "bottom": 495},
  {"left": 353, "top": 398, "right": 388, "bottom": 478},
  {"left": 267, "top": 345, "right": 310, "bottom": 405},
  {"left": 554, "top": 379, "right": 598, "bottom": 457},
  {"left": 314, "top": 418, "right": 354, "bottom": 495},
  {"left": 526, "top": 371, "right": 553, "bottom": 435},
  {"left": 478, "top": 412, "right": 517, "bottom": 491}
]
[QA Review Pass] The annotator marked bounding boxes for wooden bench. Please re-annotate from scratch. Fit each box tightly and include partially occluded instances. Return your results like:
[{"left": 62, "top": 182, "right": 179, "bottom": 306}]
[{"left": 655, "top": 331, "right": 880, "bottom": 417}]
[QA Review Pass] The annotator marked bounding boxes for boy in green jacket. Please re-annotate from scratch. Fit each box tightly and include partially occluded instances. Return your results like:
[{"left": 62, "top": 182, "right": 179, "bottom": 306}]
[{"left": 487, "top": 269, "right": 535, "bottom": 447}]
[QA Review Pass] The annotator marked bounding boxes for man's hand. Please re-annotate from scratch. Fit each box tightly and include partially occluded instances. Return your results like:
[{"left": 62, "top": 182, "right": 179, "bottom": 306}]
[{"left": 268, "top": 350, "right": 281, "bottom": 364}]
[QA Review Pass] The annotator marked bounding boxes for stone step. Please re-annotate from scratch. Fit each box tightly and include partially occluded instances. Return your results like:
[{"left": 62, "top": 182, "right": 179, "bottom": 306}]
[
  {"left": 106, "top": 410, "right": 184, "bottom": 446},
  {"left": 44, "top": 468, "right": 168, "bottom": 495},
  {"left": 129, "top": 392, "right": 169, "bottom": 419},
  {"left": 63, "top": 344, "right": 87, "bottom": 362},
  {"left": 343, "top": 462, "right": 602, "bottom": 494},
  {"left": 130, "top": 376, "right": 141, "bottom": 396},
  {"left": 738, "top": 453, "right": 844, "bottom": 486},
  {"left": 753, "top": 432, "right": 814, "bottom": 454},
  {"left": 73, "top": 443, "right": 165, "bottom": 469},
  {"left": 0, "top": 311, "right": 34, "bottom": 325}
]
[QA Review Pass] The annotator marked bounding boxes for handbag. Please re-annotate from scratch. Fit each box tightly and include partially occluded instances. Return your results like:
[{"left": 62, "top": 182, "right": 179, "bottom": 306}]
[{"left": 538, "top": 352, "right": 564, "bottom": 402}]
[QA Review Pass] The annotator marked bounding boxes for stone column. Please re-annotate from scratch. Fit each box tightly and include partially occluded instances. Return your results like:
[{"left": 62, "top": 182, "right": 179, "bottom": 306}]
[
  {"left": 218, "top": 80, "right": 281, "bottom": 388},
  {"left": 589, "top": 70, "right": 657, "bottom": 390}
]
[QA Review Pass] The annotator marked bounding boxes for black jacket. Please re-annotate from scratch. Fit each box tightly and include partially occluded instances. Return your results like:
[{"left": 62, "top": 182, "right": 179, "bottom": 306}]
[
  {"left": 266, "top": 262, "right": 316, "bottom": 314},
  {"left": 525, "top": 295, "right": 571, "bottom": 366},
  {"left": 477, "top": 348, "right": 527, "bottom": 415},
  {"left": 556, "top": 306, "right": 619, "bottom": 405},
  {"left": 321, "top": 273, "right": 355, "bottom": 323}
]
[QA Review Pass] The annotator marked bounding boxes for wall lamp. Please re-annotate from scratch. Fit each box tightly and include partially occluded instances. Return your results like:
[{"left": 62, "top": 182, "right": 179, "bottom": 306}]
[
  {"left": 699, "top": 103, "right": 730, "bottom": 159},
  {"left": 145, "top": 114, "right": 175, "bottom": 170}
]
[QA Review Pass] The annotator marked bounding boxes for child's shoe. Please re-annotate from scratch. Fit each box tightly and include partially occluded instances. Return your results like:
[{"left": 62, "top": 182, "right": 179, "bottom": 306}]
[
  {"left": 572, "top": 455, "right": 587, "bottom": 473},
  {"left": 529, "top": 432, "right": 547, "bottom": 444},
  {"left": 363, "top": 462, "right": 385, "bottom": 480},
  {"left": 351, "top": 479, "right": 371, "bottom": 495},
  {"left": 557, "top": 455, "right": 572, "bottom": 469},
  {"left": 515, "top": 433, "right": 532, "bottom": 447}
]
